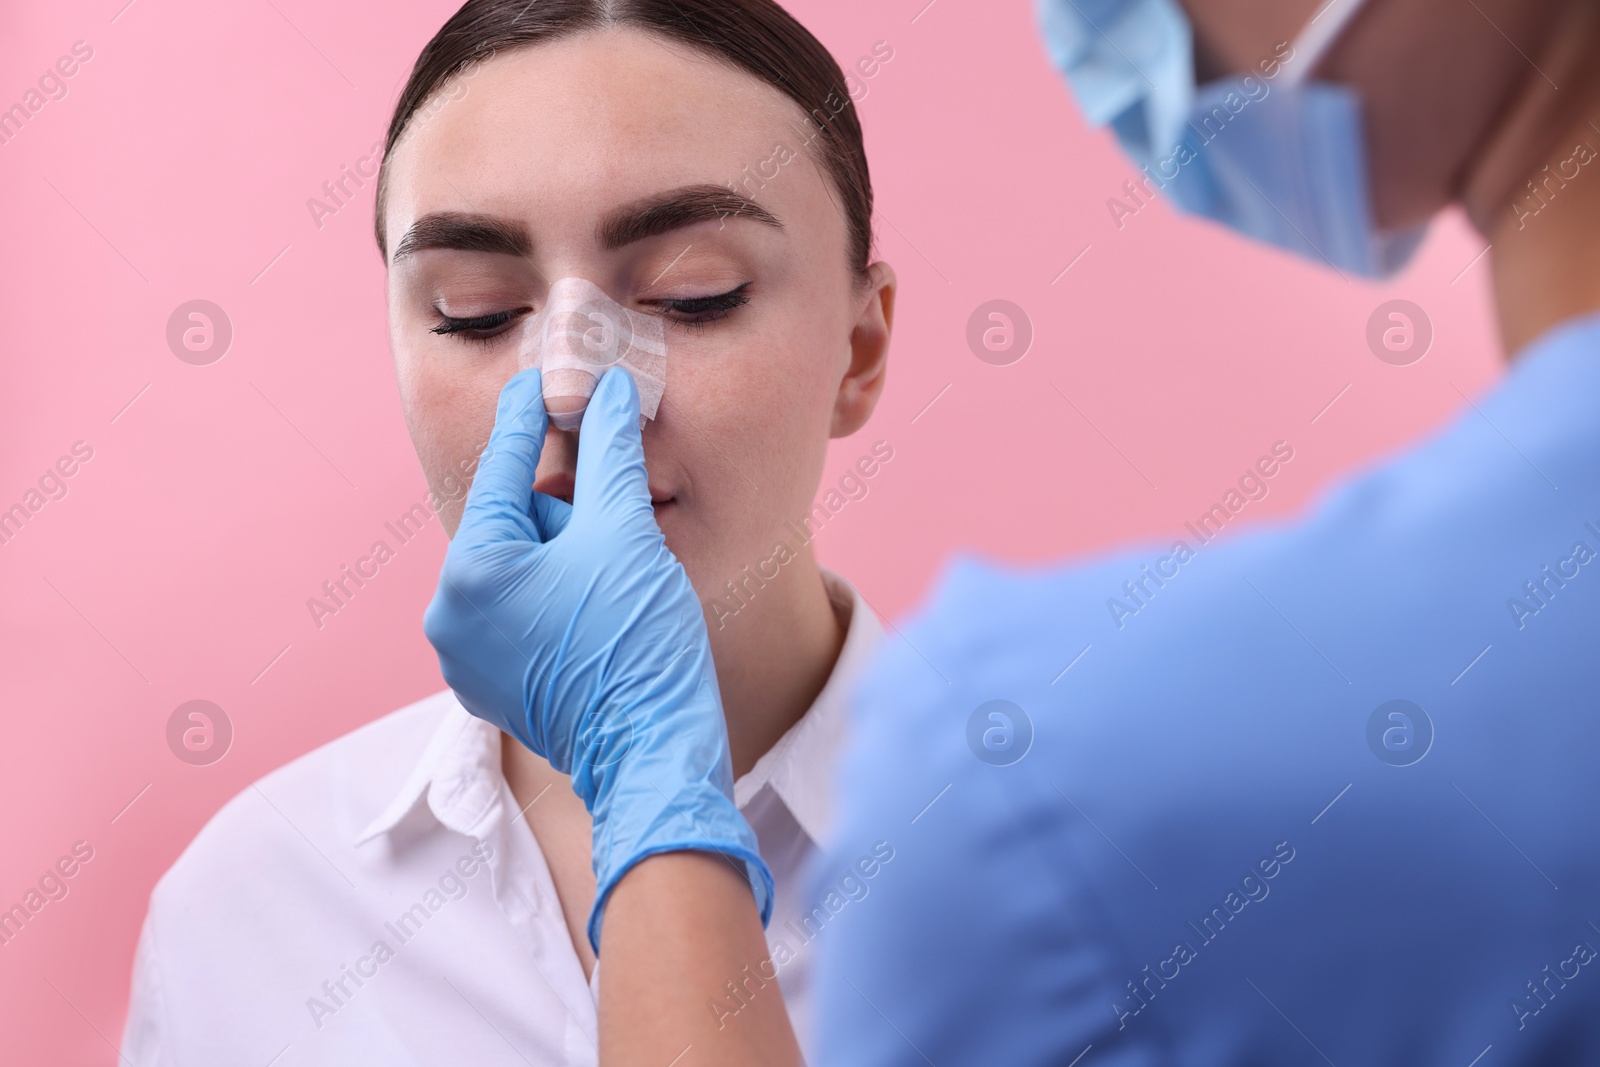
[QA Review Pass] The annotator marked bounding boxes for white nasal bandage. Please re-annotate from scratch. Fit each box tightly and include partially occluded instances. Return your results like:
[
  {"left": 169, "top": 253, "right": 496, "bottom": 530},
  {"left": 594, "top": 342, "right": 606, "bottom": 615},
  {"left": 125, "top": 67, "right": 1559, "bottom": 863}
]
[{"left": 518, "top": 277, "right": 667, "bottom": 431}]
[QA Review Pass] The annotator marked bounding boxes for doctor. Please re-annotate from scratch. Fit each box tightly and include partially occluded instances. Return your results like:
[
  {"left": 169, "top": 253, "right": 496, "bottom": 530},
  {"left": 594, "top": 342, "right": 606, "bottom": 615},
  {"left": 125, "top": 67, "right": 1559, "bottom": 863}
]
[
  {"left": 425, "top": 0, "right": 1600, "bottom": 1063},
  {"left": 807, "top": 0, "right": 1600, "bottom": 1063}
]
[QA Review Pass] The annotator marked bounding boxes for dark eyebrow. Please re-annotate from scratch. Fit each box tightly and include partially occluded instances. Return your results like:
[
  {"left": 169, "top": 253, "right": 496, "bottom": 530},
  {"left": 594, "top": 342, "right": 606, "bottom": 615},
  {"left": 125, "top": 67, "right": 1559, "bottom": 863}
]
[
  {"left": 390, "top": 211, "right": 530, "bottom": 263},
  {"left": 389, "top": 184, "right": 783, "bottom": 265},
  {"left": 597, "top": 184, "right": 784, "bottom": 250}
]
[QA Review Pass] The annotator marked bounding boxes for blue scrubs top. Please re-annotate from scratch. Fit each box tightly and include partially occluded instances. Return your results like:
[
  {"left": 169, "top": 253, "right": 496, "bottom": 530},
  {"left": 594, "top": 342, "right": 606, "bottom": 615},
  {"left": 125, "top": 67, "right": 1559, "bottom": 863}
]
[{"left": 812, "top": 309, "right": 1600, "bottom": 1066}]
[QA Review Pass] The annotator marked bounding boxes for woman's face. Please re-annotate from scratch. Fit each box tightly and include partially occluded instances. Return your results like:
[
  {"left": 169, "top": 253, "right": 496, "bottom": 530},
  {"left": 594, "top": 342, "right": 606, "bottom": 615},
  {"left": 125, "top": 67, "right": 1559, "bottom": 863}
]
[{"left": 382, "top": 28, "right": 893, "bottom": 596}]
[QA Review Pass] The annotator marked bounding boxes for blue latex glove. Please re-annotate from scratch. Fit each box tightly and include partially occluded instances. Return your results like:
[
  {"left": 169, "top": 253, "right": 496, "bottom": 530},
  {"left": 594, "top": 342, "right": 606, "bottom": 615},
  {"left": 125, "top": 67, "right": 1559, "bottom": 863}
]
[{"left": 423, "top": 366, "right": 774, "bottom": 953}]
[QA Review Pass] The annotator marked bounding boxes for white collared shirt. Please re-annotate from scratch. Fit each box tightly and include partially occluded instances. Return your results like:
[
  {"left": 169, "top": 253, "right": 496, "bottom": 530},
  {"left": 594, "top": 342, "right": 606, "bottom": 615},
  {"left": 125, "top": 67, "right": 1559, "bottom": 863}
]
[{"left": 121, "top": 570, "right": 881, "bottom": 1066}]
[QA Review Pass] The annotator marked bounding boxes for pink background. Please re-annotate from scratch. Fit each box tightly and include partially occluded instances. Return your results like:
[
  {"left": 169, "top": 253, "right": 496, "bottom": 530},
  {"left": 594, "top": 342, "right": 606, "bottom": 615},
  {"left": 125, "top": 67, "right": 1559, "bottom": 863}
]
[{"left": 0, "top": 0, "right": 1499, "bottom": 1061}]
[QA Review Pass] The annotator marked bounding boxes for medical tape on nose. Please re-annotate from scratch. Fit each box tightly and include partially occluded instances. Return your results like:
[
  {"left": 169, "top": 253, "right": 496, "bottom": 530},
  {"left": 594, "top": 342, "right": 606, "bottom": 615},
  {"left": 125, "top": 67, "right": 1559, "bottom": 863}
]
[{"left": 518, "top": 277, "right": 667, "bottom": 431}]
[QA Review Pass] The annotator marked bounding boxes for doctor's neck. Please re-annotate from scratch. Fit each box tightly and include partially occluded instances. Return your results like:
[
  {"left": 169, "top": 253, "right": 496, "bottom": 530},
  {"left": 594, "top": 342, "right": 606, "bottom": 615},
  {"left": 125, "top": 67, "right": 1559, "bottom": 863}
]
[{"left": 1463, "top": 2, "right": 1600, "bottom": 358}]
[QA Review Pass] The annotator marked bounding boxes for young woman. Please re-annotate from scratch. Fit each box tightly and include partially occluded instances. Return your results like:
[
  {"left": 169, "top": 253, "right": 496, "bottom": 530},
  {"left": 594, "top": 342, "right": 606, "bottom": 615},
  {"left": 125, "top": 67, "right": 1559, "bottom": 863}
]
[{"left": 121, "top": 2, "right": 893, "bottom": 1063}]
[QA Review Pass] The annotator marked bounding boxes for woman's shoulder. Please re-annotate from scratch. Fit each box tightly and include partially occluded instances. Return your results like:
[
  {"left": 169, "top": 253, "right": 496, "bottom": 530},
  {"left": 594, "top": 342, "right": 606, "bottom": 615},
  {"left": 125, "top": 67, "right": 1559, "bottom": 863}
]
[{"left": 146, "top": 689, "right": 460, "bottom": 916}]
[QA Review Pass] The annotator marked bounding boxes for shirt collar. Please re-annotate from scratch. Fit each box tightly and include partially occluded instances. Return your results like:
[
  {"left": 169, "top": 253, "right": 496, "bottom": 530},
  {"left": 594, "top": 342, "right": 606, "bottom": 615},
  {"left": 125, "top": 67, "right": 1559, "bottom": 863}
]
[
  {"left": 357, "top": 568, "right": 883, "bottom": 850},
  {"left": 732, "top": 569, "right": 883, "bottom": 844},
  {"left": 354, "top": 692, "right": 503, "bottom": 847}
]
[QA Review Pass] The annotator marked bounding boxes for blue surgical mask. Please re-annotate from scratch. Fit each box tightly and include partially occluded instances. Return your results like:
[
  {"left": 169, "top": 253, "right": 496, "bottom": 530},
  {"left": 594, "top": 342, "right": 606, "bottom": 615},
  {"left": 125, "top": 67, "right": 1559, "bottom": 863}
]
[{"left": 1036, "top": 0, "right": 1426, "bottom": 278}]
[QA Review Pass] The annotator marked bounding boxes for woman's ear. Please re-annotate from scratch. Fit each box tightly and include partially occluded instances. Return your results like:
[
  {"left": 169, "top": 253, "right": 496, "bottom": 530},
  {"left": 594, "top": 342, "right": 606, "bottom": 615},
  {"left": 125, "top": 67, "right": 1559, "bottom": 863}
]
[{"left": 831, "top": 260, "right": 896, "bottom": 439}]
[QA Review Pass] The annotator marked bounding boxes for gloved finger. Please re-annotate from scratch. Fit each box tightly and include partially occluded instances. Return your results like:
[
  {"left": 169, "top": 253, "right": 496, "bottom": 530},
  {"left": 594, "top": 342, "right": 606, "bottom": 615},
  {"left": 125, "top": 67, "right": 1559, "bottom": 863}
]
[
  {"left": 572, "top": 367, "right": 653, "bottom": 527},
  {"left": 529, "top": 490, "right": 574, "bottom": 540},
  {"left": 459, "top": 368, "right": 550, "bottom": 544}
]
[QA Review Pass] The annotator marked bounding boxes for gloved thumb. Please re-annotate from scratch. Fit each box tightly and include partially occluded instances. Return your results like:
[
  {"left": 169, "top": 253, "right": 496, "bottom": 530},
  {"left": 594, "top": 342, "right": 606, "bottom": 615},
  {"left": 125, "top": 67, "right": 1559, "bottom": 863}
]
[
  {"left": 458, "top": 368, "right": 550, "bottom": 544},
  {"left": 572, "top": 367, "right": 653, "bottom": 527}
]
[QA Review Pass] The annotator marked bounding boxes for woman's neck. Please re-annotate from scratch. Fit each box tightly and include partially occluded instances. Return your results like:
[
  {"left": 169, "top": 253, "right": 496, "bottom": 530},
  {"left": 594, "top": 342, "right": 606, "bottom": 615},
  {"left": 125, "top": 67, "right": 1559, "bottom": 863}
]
[
  {"left": 1465, "top": 2, "right": 1600, "bottom": 358},
  {"left": 500, "top": 551, "right": 846, "bottom": 789},
  {"left": 703, "top": 552, "right": 847, "bottom": 779}
]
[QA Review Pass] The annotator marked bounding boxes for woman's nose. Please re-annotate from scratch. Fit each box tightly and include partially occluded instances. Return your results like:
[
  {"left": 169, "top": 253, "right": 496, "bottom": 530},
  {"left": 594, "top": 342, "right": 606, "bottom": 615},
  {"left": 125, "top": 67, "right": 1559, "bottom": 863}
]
[{"left": 531, "top": 422, "right": 579, "bottom": 504}]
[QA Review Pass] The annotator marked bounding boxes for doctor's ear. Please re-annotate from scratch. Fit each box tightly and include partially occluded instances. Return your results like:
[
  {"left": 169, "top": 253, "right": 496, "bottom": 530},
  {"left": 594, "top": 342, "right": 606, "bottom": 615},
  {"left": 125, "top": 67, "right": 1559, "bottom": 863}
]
[{"left": 831, "top": 260, "right": 896, "bottom": 439}]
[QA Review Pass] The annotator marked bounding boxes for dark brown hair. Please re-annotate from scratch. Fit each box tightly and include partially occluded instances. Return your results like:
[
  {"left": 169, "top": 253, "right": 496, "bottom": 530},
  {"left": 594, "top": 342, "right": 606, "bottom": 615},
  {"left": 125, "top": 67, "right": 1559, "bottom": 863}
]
[{"left": 374, "top": 0, "right": 873, "bottom": 280}]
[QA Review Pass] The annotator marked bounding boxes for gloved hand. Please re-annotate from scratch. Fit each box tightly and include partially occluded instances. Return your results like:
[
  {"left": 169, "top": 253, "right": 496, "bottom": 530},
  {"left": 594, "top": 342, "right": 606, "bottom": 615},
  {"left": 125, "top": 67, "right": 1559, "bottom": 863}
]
[{"left": 423, "top": 366, "right": 773, "bottom": 953}]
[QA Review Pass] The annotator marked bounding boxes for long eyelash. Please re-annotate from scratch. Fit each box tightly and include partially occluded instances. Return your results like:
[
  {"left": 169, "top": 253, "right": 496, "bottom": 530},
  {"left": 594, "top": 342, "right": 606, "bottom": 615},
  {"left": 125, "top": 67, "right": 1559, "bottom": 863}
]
[
  {"left": 660, "top": 284, "right": 751, "bottom": 330},
  {"left": 430, "top": 308, "right": 521, "bottom": 349},
  {"left": 430, "top": 284, "right": 749, "bottom": 348}
]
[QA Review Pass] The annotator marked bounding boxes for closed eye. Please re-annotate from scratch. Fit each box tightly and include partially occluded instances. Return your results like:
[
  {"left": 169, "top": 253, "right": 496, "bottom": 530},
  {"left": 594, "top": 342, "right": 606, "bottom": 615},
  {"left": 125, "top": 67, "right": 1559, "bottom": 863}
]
[
  {"left": 429, "top": 281, "right": 749, "bottom": 348},
  {"left": 430, "top": 307, "right": 529, "bottom": 348},
  {"left": 656, "top": 283, "right": 751, "bottom": 329}
]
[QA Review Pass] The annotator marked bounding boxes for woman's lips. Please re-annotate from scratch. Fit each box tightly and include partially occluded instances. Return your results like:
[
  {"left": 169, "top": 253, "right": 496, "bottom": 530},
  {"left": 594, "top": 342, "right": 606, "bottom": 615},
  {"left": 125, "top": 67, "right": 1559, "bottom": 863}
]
[
  {"left": 529, "top": 470, "right": 673, "bottom": 508},
  {"left": 531, "top": 472, "right": 575, "bottom": 503}
]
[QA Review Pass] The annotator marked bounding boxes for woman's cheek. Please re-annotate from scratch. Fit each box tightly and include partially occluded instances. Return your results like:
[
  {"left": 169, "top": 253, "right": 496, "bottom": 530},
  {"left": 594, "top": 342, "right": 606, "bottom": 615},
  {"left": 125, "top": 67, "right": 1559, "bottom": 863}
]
[
  {"left": 661, "top": 337, "right": 752, "bottom": 430},
  {"left": 406, "top": 354, "right": 503, "bottom": 519}
]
